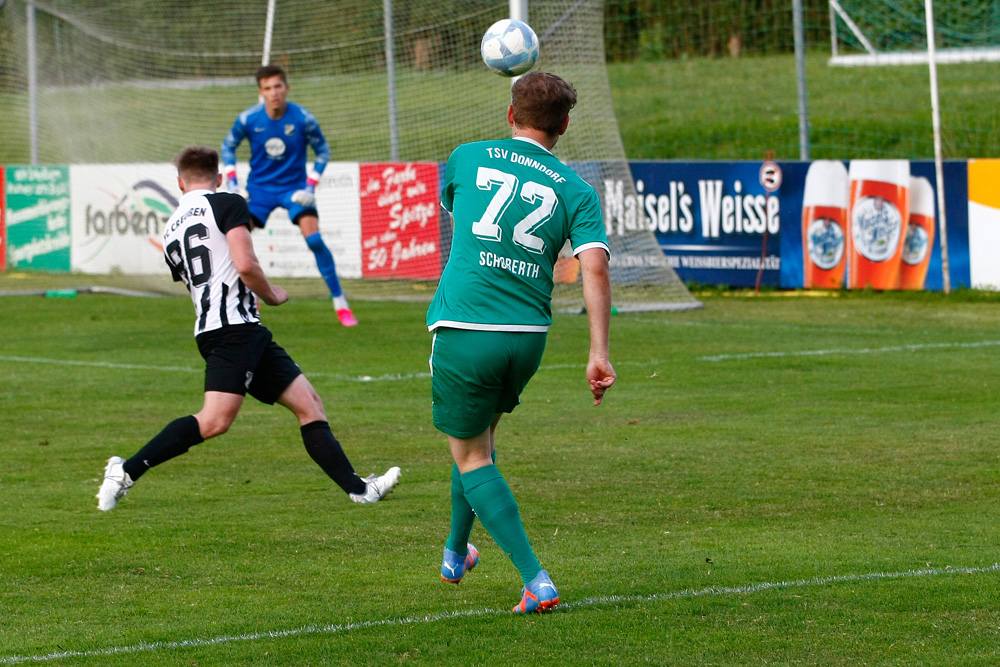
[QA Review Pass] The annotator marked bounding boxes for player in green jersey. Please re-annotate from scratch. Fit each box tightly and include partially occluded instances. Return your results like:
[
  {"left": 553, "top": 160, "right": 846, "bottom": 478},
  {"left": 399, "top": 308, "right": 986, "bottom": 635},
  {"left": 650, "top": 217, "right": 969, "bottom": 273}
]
[{"left": 427, "top": 70, "right": 617, "bottom": 614}]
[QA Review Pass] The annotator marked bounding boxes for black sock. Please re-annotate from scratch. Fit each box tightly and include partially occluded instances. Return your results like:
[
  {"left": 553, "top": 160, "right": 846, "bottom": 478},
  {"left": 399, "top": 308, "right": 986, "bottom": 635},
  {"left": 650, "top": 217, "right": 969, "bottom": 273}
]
[
  {"left": 123, "top": 415, "right": 204, "bottom": 481},
  {"left": 300, "top": 421, "right": 366, "bottom": 495}
]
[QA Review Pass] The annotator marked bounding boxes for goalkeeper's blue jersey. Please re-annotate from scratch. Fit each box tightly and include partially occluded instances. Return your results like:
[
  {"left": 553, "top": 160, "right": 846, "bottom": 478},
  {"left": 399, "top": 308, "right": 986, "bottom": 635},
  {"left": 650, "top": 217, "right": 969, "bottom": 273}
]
[{"left": 221, "top": 101, "right": 331, "bottom": 192}]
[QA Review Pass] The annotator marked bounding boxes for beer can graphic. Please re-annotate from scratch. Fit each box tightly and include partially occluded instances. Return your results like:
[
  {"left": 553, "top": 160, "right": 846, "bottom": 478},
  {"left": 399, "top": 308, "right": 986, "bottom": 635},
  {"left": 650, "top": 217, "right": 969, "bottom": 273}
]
[
  {"left": 847, "top": 160, "right": 911, "bottom": 290},
  {"left": 802, "top": 160, "right": 848, "bottom": 289},
  {"left": 897, "top": 176, "right": 936, "bottom": 290}
]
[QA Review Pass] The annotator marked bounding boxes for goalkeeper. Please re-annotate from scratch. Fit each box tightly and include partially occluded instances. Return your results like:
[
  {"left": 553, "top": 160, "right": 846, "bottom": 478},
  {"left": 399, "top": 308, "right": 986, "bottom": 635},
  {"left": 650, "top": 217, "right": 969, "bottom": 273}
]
[{"left": 221, "top": 64, "right": 356, "bottom": 327}]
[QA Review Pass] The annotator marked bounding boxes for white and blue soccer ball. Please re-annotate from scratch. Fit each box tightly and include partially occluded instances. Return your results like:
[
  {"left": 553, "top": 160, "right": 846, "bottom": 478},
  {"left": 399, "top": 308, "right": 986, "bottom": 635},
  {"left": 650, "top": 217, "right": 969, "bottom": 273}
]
[{"left": 480, "top": 19, "right": 539, "bottom": 77}]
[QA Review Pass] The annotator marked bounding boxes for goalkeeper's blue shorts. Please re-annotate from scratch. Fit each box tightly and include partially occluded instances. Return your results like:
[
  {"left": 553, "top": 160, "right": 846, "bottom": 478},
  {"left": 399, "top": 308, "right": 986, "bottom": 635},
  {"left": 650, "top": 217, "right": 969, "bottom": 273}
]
[{"left": 246, "top": 184, "right": 317, "bottom": 228}]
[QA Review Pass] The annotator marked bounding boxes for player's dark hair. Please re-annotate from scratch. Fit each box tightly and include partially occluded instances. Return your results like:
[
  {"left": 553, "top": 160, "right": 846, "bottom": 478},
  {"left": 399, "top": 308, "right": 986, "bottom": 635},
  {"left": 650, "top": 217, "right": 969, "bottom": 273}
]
[
  {"left": 510, "top": 71, "right": 577, "bottom": 136},
  {"left": 174, "top": 146, "right": 219, "bottom": 182},
  {"left": 256, "top": 64, "right": 287, "bottom": 85}
]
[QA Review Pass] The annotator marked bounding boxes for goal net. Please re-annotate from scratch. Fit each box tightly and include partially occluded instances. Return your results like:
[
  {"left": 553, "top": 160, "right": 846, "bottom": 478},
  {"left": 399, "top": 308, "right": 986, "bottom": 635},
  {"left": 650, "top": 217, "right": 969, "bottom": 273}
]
[
  {"left": 828, "top": 0, "right": 1000, "bottom": 66},
  {"left": 0, "top": 0, "right": 700, "bottom": 312}
]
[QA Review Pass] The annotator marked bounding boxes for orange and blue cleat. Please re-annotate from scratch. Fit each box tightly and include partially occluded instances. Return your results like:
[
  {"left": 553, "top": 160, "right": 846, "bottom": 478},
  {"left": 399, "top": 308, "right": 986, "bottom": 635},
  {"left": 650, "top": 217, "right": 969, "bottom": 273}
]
[
  {"left": 512, "top": 569, "right": 559, "bottom": 614},
  {"left": 441, "top": 543, "right": 479, "bottom": 583}
]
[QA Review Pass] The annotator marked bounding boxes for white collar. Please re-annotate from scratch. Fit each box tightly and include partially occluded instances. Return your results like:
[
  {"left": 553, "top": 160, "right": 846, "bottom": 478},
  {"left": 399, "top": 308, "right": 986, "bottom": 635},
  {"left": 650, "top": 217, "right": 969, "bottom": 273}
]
[{"left": 512, "top": 135, "right": 551, "bottom": 154}]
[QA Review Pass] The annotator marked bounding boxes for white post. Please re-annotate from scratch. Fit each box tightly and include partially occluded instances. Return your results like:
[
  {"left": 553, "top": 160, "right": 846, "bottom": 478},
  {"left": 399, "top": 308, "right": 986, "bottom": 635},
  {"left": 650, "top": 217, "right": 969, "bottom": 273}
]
[
  {"left": 828, "top": 1, "right": 838, "bottom": 59},
  {"left": 793, "top": 0, "right": 810, "bottom": 160},
  {"left": 384, "top": 0, "right": 399, "bottom": 161},
  {"left": 261, "top": 0, "right": 276, "bottom": 66},
  {"left": 828, "top": 0, "right": 877, "bottom": 55},
  {"left": 27, "top": 0, "right": 39, "bottom": 164},
  {"left": 510, "top": 0, "right": 527, "bottom": 22},
  {"left": 509, "top": 0, "right": 528, "bottom": 86},
  {"left": 257, "top": 0, "right": 276, "bottom": 106},
  {"left": 924, "top": 0, "right": 950, "bottom": 294}
]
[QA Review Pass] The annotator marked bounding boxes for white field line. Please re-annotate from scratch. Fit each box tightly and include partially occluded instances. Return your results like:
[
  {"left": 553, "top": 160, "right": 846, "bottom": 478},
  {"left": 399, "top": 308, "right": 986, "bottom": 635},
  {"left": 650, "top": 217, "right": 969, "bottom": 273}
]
[
  {"left": 6, "top": 339, "right": 1000, "bottom": 380},
  {"left": 698, "top": 340, "right": 1000, "bottom": 362},
  {"left": 1, "top": 563, "right": 996, "bottom": 665},
  {"left": 0, "top": 354, "right": 578, "bottom": 382},
  {"left": 7, "top": 340, "right": 1000, "bottom": 382},
  {"left": 0, "top": 355, "right": 429, "bottom": 383},
  {"left": 626, "top": 317, "right": 910, "bottom": 335}
]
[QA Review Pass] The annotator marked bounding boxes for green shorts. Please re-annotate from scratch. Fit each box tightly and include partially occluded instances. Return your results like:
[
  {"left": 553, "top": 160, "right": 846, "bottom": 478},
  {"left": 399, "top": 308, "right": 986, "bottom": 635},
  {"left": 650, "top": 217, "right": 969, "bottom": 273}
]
[{"left": 430, "top": 328, "right": 548, "bottom": 438}]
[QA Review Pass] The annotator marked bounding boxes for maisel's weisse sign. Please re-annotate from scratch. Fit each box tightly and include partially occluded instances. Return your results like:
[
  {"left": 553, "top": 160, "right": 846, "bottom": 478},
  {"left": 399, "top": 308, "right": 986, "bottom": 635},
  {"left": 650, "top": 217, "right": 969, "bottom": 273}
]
[{"left": 623, "top": 160, "right": 975, "bottom": 291}]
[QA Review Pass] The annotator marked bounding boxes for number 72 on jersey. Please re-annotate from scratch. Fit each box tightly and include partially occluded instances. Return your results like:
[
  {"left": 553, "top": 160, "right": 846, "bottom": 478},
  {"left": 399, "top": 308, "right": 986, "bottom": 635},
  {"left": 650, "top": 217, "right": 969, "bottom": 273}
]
[{"left": 471, "top": 166, "right": 558, "bottom": 255}]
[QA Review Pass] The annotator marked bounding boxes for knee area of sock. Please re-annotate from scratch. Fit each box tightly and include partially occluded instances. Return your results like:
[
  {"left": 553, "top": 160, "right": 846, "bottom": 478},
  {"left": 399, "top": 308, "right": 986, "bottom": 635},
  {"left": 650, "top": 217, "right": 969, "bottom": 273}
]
[
  {"left": 476, "top": 495, "right": 521, "bottom": 525},
  {"left": 460, "top": 464, "right": 504, "bottom": 493},
  {"left": 305, "top": 232, "right": 326, "bottom": 251}
]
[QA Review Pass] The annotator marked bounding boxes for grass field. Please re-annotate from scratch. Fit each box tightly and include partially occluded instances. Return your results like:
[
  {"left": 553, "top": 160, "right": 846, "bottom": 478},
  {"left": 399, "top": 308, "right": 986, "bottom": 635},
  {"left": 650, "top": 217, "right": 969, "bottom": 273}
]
[{"left": 3, "top": 273, "right": 1000, "bottom": 665}]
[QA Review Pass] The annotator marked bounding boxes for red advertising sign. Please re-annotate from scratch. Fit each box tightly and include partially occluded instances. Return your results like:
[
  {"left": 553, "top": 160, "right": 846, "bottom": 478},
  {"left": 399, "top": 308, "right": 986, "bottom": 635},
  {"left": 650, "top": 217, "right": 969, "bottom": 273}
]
[
  {"left": 0, "top": 166, "right": 6, "bottom": 272},
  {"left": 359, "top": 162, "right": 441, "bottom": 279}
]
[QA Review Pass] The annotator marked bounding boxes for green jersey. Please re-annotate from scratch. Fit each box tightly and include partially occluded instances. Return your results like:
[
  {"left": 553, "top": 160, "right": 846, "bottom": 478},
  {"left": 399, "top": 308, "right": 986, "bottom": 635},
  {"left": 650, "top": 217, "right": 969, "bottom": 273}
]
[{"left": 427, "top": 137, "right": 610, "bottom": 332}]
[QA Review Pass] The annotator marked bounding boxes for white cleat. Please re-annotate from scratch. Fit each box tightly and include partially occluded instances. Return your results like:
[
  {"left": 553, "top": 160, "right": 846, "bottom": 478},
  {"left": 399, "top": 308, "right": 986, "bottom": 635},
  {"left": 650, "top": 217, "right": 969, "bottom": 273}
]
[
  {"left": 96, "top": 456, "right": 134, "bottom": 511},
  {"left": 349, "top": 466, "right": 401, "bottom": 503}
]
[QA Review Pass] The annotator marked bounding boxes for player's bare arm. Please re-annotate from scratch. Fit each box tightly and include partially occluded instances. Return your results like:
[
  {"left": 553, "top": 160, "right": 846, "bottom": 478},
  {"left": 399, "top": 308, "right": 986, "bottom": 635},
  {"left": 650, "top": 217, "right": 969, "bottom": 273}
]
[
  {"left": 226, "top": 225, "right": 288, "bottom": 306},
  {"left": 579, "top": 247, "right": 616, "bottom": 405}
]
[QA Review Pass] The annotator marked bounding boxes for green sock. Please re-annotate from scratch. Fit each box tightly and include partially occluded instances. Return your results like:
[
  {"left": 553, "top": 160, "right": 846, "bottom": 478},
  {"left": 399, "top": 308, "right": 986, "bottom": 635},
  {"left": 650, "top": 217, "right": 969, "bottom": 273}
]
[
  {"left": 445, "top": 451, "right": 497, "bottom": 555},
  {"left": 445, "top": 463, "right": 474, "bottom": 554},
  {"left": 461, "top": 464, "right": 541, "bottom": 584}
]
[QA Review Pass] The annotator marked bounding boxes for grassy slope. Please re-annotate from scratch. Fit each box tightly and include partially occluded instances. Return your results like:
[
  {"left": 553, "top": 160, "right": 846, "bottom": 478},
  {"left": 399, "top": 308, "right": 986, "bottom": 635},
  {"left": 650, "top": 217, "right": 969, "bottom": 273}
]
[
  {"left": 607, "top": 54, "right": 1000, "bottom": 160},
  {"left": 2, "top": 54, "right": 998, "bottom": 164}
]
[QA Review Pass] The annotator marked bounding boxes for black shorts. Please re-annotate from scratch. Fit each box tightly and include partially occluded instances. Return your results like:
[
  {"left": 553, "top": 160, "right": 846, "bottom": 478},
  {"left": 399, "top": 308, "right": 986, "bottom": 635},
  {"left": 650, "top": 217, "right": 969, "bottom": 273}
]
[{"left": 195, "top": 324, "right": 302, "bottom": 405}]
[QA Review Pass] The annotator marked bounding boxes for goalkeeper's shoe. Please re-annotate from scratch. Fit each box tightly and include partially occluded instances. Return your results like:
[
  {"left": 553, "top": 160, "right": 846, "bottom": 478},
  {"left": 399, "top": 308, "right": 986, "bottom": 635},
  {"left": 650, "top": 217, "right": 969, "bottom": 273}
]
[
  {"left": 96, "top": 456, "right": 134, "bottom": 511},
  {"left": 335, "top": 307, "right": 358, "bottom": 327},
  {"left": 441, "top": 543, "right": 479, "bottom": 583},
  {"left": 512, "top": 570, "right": 559, "bottom": 614},
  {"left": 349, "top": 466, "right": 401, "bottom": 503}
]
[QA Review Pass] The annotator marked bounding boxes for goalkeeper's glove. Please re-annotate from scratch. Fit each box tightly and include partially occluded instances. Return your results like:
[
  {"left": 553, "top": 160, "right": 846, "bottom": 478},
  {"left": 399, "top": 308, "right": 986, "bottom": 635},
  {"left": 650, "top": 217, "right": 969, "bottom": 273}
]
[
  {"left": 224, "top": 166, "right": 249, "bottom": 200},
  {"left": 291, "top": 172, "right": 320, "bottom": 208},
  {"left": 290, "top": 185, "right": 315, "bottom": 208}
]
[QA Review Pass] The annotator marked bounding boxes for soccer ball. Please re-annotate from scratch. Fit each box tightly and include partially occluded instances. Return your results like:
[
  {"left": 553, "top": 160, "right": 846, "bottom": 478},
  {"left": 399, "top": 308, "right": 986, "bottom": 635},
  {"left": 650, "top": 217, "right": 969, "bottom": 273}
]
[{"left": 480, "top": 19, "right": 539, "bottom": 77}]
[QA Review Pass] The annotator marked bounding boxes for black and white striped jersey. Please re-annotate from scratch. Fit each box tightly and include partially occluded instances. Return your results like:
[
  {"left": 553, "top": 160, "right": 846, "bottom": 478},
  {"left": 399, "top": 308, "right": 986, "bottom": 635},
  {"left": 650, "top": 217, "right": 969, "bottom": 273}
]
[{"left": 163, "top": 189, "right": 260, "bottom": 336}]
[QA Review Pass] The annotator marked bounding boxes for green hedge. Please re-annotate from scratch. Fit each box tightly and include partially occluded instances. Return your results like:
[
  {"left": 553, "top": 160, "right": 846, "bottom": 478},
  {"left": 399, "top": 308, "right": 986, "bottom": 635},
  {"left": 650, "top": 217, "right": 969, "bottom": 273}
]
[{"left": 604, "top": 0, "right": 1000, "bottom": 61}]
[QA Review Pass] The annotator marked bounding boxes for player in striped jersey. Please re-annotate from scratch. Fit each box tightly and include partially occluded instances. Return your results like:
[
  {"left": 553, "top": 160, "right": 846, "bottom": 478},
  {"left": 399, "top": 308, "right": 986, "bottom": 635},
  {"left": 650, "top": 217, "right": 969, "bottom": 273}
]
[
  {"left": 428, "top": 72, "right": 616, "bottom": 613},
  {"left": 96, "top": 146, "right": 399, "bottom": 512}
]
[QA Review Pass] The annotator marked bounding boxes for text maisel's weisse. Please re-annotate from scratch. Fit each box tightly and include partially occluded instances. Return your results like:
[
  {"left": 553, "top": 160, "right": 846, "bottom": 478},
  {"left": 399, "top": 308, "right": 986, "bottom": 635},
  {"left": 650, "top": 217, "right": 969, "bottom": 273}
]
[{"left": 604, "top": 178, "right": 781, "bottom": 238}]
